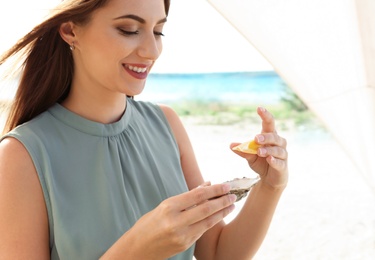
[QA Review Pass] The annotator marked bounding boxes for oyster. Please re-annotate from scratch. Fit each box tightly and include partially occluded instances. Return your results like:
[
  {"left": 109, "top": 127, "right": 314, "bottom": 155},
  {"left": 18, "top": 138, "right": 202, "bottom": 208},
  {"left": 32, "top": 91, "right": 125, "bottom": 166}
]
[{"left": 225, "top": 176, "right": 260, "bottom": 202}]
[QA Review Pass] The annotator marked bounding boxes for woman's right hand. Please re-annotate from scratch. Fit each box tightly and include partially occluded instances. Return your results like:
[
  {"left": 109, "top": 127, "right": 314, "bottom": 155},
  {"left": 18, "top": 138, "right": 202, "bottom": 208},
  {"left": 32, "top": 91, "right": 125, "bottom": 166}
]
[{"left": 123, "top": 183, "right": 237, "bottom": 259}]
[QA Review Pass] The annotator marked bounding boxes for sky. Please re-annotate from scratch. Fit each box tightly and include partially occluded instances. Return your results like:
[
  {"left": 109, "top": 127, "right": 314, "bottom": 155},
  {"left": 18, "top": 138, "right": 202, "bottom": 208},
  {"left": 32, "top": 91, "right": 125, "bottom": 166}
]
[{"left": 0, "top": 0, "right": 273, "bottom": 74}]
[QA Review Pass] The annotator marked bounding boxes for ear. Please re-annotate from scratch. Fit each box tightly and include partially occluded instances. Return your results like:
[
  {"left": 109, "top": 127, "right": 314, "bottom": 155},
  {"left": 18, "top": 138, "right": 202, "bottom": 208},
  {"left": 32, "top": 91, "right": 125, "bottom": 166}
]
[{"left": 59, "top": 22, "right": 77, "bottom": 46}]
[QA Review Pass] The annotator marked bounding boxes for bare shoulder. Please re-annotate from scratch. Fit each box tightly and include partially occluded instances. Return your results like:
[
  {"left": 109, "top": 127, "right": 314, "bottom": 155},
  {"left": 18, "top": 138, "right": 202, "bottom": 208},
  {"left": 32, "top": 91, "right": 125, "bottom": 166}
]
[
  {"left": 158, "top": 104, "right": 187, "bottom": 140},
  {"left": 158, "top": 104, "right": 187, "bottom": 136},
  {"left": 0, "top": 136, "right": 32, "bottom": 162},
  {"left": 158, "top": 104, "right": 180, "bottom": 122},
  {"left": 0, "top": 137, "right": 37, "bottom": 177},
  {"left": 0, "top": 137, "right": 49, "bottom": 259}
]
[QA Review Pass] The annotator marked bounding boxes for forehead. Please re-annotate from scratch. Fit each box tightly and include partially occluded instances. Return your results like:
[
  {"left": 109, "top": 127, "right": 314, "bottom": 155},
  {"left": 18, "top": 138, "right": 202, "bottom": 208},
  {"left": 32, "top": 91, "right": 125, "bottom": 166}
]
[{"left": 97, "top": 0, "right": 166, "bottom": 20}]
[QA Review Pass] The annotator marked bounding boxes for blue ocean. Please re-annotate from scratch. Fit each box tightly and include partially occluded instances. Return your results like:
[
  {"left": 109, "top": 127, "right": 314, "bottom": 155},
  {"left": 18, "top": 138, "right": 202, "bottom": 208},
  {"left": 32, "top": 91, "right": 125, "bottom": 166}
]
[
  {"left": 139, "top": 71, "right": 288, "bottom": 104},
  {"left": 1, "top": 71, "right": 288, "bottom": 104}
]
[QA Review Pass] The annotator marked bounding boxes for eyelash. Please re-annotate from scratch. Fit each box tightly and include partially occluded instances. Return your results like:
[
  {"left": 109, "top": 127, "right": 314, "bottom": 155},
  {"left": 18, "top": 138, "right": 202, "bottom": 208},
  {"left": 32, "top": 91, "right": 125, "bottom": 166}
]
[
  {"left": 154, "top": 31, "right": 165, "bottom": 37},
  {"left": 118, "top": 29, "right": 165, "bottom": 37}
]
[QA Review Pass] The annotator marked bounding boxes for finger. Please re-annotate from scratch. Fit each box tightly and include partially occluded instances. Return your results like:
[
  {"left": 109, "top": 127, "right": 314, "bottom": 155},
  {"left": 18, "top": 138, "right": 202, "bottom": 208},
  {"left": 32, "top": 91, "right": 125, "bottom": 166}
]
[
  {"left": 258, "top": 146, "right": 288, "bottom": 161},
  {"left": 255, "top": 133, "right": 287, "bottom": 148},
  {"left": 173, "top": 184, "right": 232, "bottom": 211},
  {"left": 187, "top": 200, "right": 236, "bottom": 236},
  {"left": 266, "top": 155, "right": 288, "bottom": 172},
  {"left": 257, "top": 107, "right": 276, "bottom": 133},
  {"left": 183, "top": 194, "right": 237, "bottom": 225},
  {"left": 183, "top": 181, "right": 212, "bottom": 211},
  {"left": 195, "top": 181, "right": 211, "bottom": 189}
]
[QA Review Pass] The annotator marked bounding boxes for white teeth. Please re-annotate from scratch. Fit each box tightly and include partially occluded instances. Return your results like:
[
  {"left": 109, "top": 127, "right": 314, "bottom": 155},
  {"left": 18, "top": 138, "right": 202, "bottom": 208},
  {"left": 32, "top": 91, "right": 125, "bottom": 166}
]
[{"left": 127, "top": 65, "right": 147, "bottom": 73}]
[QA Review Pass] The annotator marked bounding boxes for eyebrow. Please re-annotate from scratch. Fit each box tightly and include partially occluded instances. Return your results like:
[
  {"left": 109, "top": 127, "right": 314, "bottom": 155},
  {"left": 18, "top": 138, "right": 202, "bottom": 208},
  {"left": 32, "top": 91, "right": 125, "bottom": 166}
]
[{"left": 113, "top": 14, "right": 167, "bottom": 24}]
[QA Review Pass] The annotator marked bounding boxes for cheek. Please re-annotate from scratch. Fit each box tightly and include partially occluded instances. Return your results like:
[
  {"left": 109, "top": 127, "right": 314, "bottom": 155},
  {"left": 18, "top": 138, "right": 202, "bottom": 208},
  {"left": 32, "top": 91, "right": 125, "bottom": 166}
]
[
  {"left": 80, "top": 39, "right": 123, "bottom": 76},
  {"left": 81, "top": 28, "right": 120, "bottom": 57},
  {"left": 159, "top": 42, "right": 163, "bottom": 55},
  {"left": 79, "top": 36, "right": 109, "bottom": 64},
  {"left": 157, "top": 37, "right": 163, "bottom": 54}
]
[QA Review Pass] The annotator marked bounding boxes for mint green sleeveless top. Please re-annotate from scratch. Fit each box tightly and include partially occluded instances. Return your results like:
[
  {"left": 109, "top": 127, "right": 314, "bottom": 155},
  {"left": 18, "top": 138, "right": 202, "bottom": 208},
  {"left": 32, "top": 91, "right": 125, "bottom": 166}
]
[{"left": 1, "top": 98, "right": 194, "bottom": 260}]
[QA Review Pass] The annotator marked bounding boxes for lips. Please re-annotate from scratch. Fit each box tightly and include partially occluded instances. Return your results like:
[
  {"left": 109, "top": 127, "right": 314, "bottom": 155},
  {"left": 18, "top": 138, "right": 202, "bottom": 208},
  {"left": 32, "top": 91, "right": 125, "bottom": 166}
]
[{"left": 123, "top": 64, "right": 148, "bottom": 79}]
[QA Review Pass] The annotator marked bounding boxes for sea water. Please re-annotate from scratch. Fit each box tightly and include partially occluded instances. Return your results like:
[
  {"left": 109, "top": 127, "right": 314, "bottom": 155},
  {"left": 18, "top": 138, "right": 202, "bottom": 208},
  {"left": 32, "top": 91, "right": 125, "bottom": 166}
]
[
  {"left": 139, "top": 71, "right": 287, "bottom": 104},
  {"left": 1, "top": 71, "right": 288, "bottom": 104}
]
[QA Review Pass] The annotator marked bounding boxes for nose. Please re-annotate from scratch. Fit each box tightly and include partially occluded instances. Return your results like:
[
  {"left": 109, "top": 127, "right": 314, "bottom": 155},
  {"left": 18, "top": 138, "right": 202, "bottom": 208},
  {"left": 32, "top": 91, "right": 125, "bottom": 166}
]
[{"left": 137, "top": 32, "right": 163, "bottom": 61}]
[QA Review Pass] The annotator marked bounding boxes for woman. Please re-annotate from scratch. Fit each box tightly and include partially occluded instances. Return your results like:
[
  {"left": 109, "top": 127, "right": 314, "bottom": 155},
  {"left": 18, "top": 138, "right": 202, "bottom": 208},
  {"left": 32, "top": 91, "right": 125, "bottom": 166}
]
[{"left": 0, "top": 0, "right": 288, "bottom": 259}]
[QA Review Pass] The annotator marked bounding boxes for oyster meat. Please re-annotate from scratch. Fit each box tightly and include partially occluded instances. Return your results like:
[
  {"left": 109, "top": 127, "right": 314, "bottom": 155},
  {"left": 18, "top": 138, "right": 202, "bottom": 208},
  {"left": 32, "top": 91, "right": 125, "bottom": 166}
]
[{"left": 225, "top": 176, "right": 260, "bottom": 202}]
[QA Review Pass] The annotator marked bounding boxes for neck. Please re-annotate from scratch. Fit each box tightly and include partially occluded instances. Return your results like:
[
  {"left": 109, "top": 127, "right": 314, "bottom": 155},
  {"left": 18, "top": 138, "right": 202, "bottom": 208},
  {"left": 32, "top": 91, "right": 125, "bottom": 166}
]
[{"left": 61, "top": 86, "right": 127, "bottom": 124}]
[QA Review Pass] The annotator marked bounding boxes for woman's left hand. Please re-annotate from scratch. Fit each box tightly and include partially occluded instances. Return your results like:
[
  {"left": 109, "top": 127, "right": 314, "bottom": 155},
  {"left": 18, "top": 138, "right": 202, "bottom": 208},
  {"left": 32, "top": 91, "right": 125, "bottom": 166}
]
[{"left": 230, "top": 107, "right": 288, "bottom": 189}]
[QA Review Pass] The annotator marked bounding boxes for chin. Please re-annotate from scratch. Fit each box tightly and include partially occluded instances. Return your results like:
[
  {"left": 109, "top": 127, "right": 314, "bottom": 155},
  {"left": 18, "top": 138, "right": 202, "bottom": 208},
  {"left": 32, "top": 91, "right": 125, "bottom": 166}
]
[{"left": 124, "top": 86, "right": 146, "bottom": 97}]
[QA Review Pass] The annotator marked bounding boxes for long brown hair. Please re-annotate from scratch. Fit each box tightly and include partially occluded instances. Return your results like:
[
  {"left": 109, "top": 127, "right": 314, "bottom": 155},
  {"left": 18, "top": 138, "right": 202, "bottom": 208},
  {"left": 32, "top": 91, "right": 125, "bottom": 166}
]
[{"left": 0, "top": 0, "right": 170, "bottom": 134}]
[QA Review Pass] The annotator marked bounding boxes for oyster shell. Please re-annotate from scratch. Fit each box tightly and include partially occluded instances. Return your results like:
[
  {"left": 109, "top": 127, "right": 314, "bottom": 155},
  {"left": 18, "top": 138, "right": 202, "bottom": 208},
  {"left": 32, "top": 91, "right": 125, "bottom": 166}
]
[{"left": 225, "top": 176, "right": 260, "bottom": 202}]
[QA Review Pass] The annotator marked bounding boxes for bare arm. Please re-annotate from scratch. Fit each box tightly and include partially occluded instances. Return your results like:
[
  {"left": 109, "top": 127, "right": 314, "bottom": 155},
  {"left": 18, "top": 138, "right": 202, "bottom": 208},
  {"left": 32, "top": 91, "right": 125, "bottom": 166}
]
[
  {"left": 215, "top": 107, "right": 288, "bottom": 259},
  {"left": 0, "top": 138, "right": 50, "bottom": 259},
  {"left": 160, "top": 105, "right": 288, "bottom": 259},
  {"left": 159, "top": 105, "right": 227, "bottom": 258}
]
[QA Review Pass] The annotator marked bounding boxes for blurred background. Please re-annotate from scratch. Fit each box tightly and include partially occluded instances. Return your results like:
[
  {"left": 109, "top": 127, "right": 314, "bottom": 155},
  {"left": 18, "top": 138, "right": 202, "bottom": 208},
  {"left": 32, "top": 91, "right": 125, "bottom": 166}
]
[{"left": 1, "top": 0, "right": 374, "bottom": 259}]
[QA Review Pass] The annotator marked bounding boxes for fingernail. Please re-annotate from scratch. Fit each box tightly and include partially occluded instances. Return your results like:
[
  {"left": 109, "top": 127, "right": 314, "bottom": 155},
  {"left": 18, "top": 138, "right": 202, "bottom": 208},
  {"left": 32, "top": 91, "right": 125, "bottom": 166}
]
[
  {"left": 256, "top": 134, "right": 265, "bottom": 143},
  {"left": 259, "top": 148, "right": 267, "bottom": 156},
  {"left": 258, "top": 107, "right": 266, "bottom": 112},
  {"left": 229, "top": 194, "right": 237, "bottom": 203}
]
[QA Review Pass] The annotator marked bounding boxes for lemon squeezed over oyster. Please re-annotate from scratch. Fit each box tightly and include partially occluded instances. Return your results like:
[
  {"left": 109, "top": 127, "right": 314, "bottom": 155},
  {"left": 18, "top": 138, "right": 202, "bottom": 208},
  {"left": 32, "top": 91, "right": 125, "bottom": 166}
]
[{"left": 232, "top": 139, "right": 261, "bottom": 154}]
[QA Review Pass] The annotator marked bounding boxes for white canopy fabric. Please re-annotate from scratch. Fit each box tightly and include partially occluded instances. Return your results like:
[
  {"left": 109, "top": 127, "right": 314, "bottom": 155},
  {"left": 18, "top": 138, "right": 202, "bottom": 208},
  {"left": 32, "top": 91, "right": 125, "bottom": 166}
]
[{"left": 207, "top": 0, "right": 375, "bottom": 193}]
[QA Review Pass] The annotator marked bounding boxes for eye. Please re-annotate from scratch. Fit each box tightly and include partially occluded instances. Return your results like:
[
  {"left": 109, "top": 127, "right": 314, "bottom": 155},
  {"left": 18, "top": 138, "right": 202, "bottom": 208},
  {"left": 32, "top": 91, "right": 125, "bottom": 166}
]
[
  {"left": 154, "top": 31, "right": 165, "bottom": 37},
  {"left": 118, "top": 28, "right": 139, "bottom": 36}
]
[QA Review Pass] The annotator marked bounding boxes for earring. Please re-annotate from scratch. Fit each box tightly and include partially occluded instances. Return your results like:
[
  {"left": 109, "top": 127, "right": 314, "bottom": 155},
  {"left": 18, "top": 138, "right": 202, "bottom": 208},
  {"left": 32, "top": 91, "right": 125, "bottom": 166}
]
[{"left": 70, "top": 42, "right": 75, "bottom": 51}]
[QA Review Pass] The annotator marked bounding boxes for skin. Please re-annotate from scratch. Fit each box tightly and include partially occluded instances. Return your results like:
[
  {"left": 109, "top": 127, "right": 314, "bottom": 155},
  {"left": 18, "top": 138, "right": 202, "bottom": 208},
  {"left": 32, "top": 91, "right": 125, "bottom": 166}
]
[{"left": 0, "top": 0, "right": 288, "bottom": 259}]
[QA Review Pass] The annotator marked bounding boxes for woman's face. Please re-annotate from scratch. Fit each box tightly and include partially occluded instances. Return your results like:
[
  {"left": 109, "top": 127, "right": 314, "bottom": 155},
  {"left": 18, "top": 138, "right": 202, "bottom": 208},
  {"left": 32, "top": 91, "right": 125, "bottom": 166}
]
[{"left": 72, "top": 0, "right": 166, "bottom": 97}]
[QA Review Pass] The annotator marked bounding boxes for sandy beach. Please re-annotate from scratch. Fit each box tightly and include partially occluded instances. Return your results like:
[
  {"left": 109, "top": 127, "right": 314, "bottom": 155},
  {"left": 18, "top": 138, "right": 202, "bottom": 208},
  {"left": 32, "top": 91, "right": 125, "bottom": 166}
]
[{"left": 183, "top": 116, "right": 375, "bottom": 260}]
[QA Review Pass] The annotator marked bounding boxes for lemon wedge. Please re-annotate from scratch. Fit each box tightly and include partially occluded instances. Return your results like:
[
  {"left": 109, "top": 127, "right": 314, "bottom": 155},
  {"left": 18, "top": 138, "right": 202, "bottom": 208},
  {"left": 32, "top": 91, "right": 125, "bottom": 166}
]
[{"left": 232, "top": 140, "right": 260, "bottom": 154}]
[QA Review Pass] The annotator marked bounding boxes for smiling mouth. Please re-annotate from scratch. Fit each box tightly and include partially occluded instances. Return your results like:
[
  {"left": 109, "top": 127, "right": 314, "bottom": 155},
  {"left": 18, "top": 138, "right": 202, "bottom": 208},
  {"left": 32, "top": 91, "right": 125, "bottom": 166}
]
[{"left": 124, "top": 64, "right": 147, "bottom": 73}]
